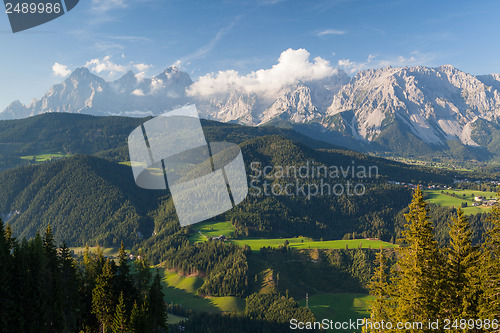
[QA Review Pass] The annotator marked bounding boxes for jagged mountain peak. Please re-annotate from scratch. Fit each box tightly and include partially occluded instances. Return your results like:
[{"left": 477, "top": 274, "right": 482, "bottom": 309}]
[
  {"left": 68, "top": 67, "right": 102, "bottom": 81},
  {"left": 70, "top": 66, "right": 91, "bottom": 76},
  {"left": 259, "top": 84, "right": 319, "bottom": 125},
  {"left": 196, "top": 69, "right": 350, "bottom": 125},
  {"left": 436, "top": 64, "right": 458, "bottom": 72},
  {"left": 325, "top": 65, "right": 500, "bottom": 147},
  {"left": 115, "top": 70, "right": 136, "bottom": 82},
  {"left": 0, "top": 66, "right": 193, "bottom": 119},
  {"left": 3, "top": 64, "right": 500, "bottom": 160},
  {"left": 7, "top": 100, "right": 23, "bottom": 108},
  {"left": 160, "top": 66, "right": 180, "bottom": 75},
  {"left": 156, "top": 66, "right": 191, "bottom": 82}
]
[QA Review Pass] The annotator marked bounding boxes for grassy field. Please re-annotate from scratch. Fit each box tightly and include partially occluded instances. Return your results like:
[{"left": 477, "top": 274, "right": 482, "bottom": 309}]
[
  {"left": 425, "top": 189, "right": 497, "bottom": 214},
  {"left": 384, "top": 156, "right": 476, "bottom": 171},
  {"left": 189, "top": 221, "right": 395, "bottom": 250},
  {"left": 160, "top": 269, "right": 245, "bottom": 314},
  {"left": 70, "top": 246, "right": 125, "bottom": 258},
  {"left": 166, "top": 313, "right": 186, "bottom": 325},
  {"left": 188, "top": 220, "right": 235, "bottom": 243},
  {"left": 232, "top": 238, "right": 396, "bottom": 252},
  {"left": 163, "top": 269, "right": 204, "bottom": 294},
  {"left": 161, "top": 266, "right": 373, "bottom": 326},
  {"left": 20, "top": 153, "right": 70, "bottom": 162},
  {"left": 208, "top": 297, "right": 246, "bottom": 312},
  {"left": 298, "top": 293, "right": 373, "bottom": 332}
]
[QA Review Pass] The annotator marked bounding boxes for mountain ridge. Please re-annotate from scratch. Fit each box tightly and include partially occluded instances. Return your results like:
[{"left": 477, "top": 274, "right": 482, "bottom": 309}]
[
  {"left": 0, "top": 131, "right": 464, "bottom": 246},
  {"left": 3, "top": 64, "right": 500, "bottom": 161}
]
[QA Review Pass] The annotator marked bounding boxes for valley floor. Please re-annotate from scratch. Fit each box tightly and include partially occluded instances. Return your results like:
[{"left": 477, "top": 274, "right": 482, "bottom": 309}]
[{"left": 159, "top": 268, "right": 372, "bottom": 332}]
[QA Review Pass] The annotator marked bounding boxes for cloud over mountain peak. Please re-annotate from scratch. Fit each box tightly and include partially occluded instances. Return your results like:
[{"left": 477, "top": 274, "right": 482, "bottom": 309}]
[{"left": 187, "top": 48, "right": 339, "bottom": 99}]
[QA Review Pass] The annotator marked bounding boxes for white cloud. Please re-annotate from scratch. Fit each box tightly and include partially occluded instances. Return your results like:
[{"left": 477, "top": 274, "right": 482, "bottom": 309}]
[
  {"left": 337, "top": 52, "right": 434, "bottom": 74},
  {"left": 84, "top": 56, "right": 151, "bottom": 80},
  {"left": 131, "top": 89, "right": 145, "bottom": 96},
  {"left": 135, "top": 72, "right": 146, "bottom": 82},
  {"left": 188, "top": 48, "right": 338, "bottom": 98},
  {"left": 86, "top": 56, "right": 126, "bottom": 74},
  {"left": 134, "top": 63, "right": 151, "bottom": 72},
  {"left": 172, "top": 59, "right": 183, "bottom": 69},
  {"left": 52, "top": 63, "right": 71, "bottom": 77},
  {"left": 316, "top": 29, "right": 346, "bottom": 36},
  {"left": 338, "top": 54, "right": 375, "bottom": 74},
  {"left": 150, "top": 78, "right": 164, "bottom": 92}
]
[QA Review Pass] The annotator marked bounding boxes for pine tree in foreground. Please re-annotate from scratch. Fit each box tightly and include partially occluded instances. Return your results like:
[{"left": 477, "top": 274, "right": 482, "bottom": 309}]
[
  {"left": 112, "top": 292, "right": 128, "bottom": 333},
  {"left": 129, "top": 296, "right": 154, "bottom": 333},
  {"left": 480, "top": 198, "right": 500, "bottom": 330},
  {"left": 116, "top": 241, "right": 137, "bottom": 312},
  {"left": 129, "top": 300, "right": 142, "bottom": 332},
  {"left": 59, "top": 241, "right": 82, "bottom": 332},
  {"left": 386, "top": 187, "right": 444, "bottom": 332},
  {"left": 149, "top": 269, "right": 168, "bottom": 332},
  {"left": 43, "top": 224, "right": 64, "bottom": 331},
  {"left": 444, "top": 207, "right": 480, "bottom": 322},
  {"left": 0, "top": 219, "right": 13, "bottom": 330},
  {"left": 92, "top": 260, "right": 116, "bottom": 333},
  {"left": 364, "top": 247, "right": 391, "bottom": 332}
]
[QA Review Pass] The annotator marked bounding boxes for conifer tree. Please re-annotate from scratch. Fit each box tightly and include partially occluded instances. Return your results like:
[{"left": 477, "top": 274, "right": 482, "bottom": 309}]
[
  {"left": 112, "top": 292, "right": 128, "bottom": 333},
  {"left": 11, "top": 238, "right": 32, "bottom": 330},
  {"left": 140, "top": 295, "right": 154, "bottom": 333},
  {"left": 129, "top": 300, "right": 142, "bottom": 332},
  {"left": 59, "top": 241, "right": 81, "bottom": 332},
  {"left": 82, "top": 245, "right": 100, "bottom": 331},
  {"left": 43, "top": 224, "right": 58, "bottom": 262},
  {"left": 129, "top": 297, "right": 153, "bottom": 333},
  {"left": 115, "top": 241, "right": 136, "bottom": 310},
  {"left": 83, "top": 245, "right": 93, "bottom": 278},
  {"left": 0, "top": 219, "right": 12, "bottom": 330},
  {"left": 92, "top": 260, "right": 116, "bottom": 333},
  {"left": 366, "top": 248, "right": 391, "bottom": 328},
  {"left": 135, "top": 253, "right": 152, "bottom": 298},
  {"left": 480, "top": 197, "right": 500, "bottom": 322},
  {"left": 149, "top": 269, "right": 168, "bottom": 332},
  {"left": 5, "top": 222, "right": 15, "bottom": 250},
  {"left": 444, "top": 207, "right": 480, "bottom": 320},
  {"left": 351, "top": 248, "right": 371, "bottom": 286},
  {"left": 43, "top": 224, "right": 63, "bottom": 331},
  {"left": 30, "top": 232, "right": 50, "bottom": 330},
  {"left": 96, "top": 246, "right": 106, "bottom": 275},
  {"left": 117, "top": 241, "right": 129, "bottom": 276},
  {"left": 391, "top": 187, "right": 443, "bottom": 331}
]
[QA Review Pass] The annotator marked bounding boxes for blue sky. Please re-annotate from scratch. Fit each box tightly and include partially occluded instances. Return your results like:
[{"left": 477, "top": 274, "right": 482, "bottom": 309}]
[{"left": 1, "top": 0, "right": 500, "bottom": 110}]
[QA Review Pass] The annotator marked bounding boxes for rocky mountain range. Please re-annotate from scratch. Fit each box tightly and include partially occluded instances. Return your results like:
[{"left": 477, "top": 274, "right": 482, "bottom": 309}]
[
  {"left": 1, "top": 66, "right": 193, "bottom": 119},
  {"left": 3, "top": 64, "right": 500, "bottom": 161}
]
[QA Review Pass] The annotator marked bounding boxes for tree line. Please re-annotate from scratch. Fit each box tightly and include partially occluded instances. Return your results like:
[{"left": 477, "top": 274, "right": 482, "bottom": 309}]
[
  {"left": 366, "top": 187, "right": 500, "bottom": 332},
  {"left": 0, "top": 221, "right": 167, "bottom": 333}
]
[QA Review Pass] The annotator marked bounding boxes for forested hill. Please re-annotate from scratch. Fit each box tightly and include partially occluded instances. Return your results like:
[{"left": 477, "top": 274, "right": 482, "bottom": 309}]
[
  {"left": 0, "top": 112, "right": 336, "bottom": 151},
  {"left": 0, "top": 112, "right": 338, "bottom": 171},
  {"left": 239, "top": 135, "right": 461, "bottom": 184},
  {"left": 0, "top": 113, "right": 145, "bottom": 163},
  {"left": 0, "top": 155, "right": 162, "bottom": 245},
  {"left": 0, "top": 127, "right": 480, "bottom": 247}
]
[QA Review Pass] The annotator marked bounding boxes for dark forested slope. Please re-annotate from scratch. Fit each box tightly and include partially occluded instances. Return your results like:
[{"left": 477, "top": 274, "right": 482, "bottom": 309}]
[
  {"left": 0, "top": 113, "right": 487, "bottom": 248},
  {"left": 0, "top": 155, "right": 162, "bottom": 245}
]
